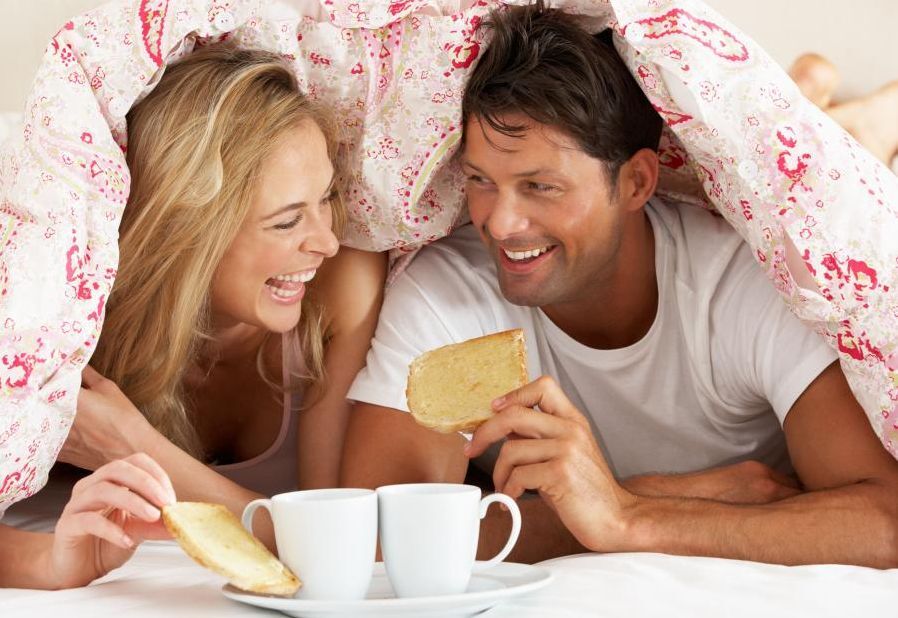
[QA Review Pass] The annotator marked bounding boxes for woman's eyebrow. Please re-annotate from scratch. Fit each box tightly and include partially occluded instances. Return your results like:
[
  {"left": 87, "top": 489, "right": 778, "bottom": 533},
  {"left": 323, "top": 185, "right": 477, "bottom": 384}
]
[{"left": 262, "top": 202, "right": 306, "bottom": 221}]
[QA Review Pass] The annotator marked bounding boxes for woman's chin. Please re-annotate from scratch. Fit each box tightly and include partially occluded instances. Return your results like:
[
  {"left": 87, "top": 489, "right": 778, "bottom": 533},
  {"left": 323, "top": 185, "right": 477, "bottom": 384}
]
[{"left": 255, "top": 300, "right": 303, "bottom": 334}]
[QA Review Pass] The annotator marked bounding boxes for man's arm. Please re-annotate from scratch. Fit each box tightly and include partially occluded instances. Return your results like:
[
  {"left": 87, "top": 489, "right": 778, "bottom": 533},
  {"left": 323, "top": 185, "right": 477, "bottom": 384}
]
[
  {"left": 467, "top": 365, "right": 898, "bottom": 567},
  {"left": 341, "top": 403, "right": 468, "bottom": 487}
]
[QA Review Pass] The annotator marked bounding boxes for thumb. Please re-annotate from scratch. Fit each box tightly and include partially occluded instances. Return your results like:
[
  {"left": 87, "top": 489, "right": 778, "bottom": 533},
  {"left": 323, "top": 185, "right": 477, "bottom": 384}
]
[
  {"left": 81, "top": 365, "right": 106, "bottom": 389},
  {"left": 123, "top": 516, "right": 172, "bottom": 543}
]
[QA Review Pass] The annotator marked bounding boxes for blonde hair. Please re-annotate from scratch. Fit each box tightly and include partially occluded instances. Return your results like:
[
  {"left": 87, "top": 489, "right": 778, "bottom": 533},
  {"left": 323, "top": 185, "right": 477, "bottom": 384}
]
[{"left": 92, "top": 45, "right": 345, "bottom": 458}]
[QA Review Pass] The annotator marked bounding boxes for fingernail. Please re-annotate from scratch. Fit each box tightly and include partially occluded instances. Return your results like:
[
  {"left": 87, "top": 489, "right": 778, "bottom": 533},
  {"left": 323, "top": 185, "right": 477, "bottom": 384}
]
[
  {"left": 500, "top": 503, "right": 508, "bottom": 512},
  {"left": 144, "top": 504, "right": 161, "bottom": 520},
  {"left": 122, "top": 534, "right": 135, "bottom": 548},
  {"left": 492, "top": 396, "right": 505, "bottom": 409},
  {"left": 463, "top": 442, "right": 473, "bottom": 456}
]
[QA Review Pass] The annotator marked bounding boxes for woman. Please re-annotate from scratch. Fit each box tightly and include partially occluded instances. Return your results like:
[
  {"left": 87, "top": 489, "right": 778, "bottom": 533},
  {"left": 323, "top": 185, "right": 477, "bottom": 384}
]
[{"left": 57, "top": 45, "right": 385, "bottom": 547}]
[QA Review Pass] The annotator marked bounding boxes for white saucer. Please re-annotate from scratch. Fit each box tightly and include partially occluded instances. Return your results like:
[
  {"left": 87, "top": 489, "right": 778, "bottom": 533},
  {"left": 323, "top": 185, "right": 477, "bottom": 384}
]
[{"left": 221, "top": 561, "right": 552, "bottom": 617}]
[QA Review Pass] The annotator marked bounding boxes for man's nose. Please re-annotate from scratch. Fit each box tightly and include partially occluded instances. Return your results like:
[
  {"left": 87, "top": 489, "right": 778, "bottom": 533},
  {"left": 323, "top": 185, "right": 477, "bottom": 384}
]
[{"left": 485, "top": 190, "right": 529, "bottom": 241}]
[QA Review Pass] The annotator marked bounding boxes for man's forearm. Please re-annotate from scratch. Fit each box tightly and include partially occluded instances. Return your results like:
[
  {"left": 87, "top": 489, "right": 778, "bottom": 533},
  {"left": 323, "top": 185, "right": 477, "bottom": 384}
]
[
  {"left": 618, "top": 459, "right": 802, "bottom": 505},
  {"left": 479, "top": 479, "right": 898, "bottom": 566},
  {"left": 621, "top": 479, "right": 898, "bottom": 567},
  {"left": 478, "top": 496, "right": 587, "bottom": 564}
]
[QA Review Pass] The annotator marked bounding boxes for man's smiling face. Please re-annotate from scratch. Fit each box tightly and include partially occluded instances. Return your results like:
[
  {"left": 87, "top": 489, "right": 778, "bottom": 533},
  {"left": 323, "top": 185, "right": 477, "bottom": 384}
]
[{"left": 462, "top": 114, "right": 625, "bottom": 309}]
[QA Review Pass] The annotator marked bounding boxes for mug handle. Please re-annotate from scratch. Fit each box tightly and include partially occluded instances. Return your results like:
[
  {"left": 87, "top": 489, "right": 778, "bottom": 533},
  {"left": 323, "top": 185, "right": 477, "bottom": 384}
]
[
  {"left": 242, "top": 498, "right": 272, "bottom": 535},
  {"left": 472, "top": 493, "right": 521, "bottom": 572}
]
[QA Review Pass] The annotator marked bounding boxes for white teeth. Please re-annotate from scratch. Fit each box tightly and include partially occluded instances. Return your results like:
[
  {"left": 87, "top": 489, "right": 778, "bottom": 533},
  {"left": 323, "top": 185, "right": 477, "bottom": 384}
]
[
  {"left": 272, "top": 287, "right": 300, "bottom": 298},
  {"left": 273, "top": 270, "right": 316, "bottom": 283},
  {"left": 503, "top": 246, "right": 550, "bottom": 261}
]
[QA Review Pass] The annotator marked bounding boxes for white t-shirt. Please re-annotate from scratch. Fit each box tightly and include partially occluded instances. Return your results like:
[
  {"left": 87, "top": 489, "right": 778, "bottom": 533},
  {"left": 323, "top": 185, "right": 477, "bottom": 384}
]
[{"left": 348, "top": 199, "right": 838, "bottom": 478}]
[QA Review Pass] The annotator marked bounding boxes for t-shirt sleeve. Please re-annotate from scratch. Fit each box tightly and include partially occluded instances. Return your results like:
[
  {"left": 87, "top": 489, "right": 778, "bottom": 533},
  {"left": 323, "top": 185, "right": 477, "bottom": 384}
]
[
  {"left": 710, "top": 246, "right": 839, "bottom": 425},
  {"left": 347, "top": 239, "right": 500, "bottom": 412}
]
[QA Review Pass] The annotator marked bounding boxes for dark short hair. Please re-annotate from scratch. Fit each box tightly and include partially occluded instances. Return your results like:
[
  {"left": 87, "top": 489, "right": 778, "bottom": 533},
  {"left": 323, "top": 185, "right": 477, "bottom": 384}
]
[{"left": 462, "top": 1, "right": 664, "bottom": 179}]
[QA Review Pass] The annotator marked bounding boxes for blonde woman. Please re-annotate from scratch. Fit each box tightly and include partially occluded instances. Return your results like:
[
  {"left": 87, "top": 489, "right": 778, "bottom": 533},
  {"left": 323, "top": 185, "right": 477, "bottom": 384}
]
[{"left": 57, "top": 45, "right": 386, "bottom": 547}]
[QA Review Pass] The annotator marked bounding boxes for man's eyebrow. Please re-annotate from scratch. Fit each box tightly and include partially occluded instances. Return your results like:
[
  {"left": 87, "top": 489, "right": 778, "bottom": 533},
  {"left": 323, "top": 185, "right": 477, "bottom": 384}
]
[
  {"left": 512, "top": 168, "right": 551, "bottom": 178},
  {"left": 461, "top": 159, "right": 554, "bottom": 178},
  {"left": 460, "top": 158, "right": 484, "bottom": 173}
]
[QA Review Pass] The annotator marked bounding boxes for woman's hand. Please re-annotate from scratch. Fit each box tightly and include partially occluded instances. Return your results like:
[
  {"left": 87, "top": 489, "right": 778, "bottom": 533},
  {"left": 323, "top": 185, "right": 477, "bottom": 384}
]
[
  {"left": 60, "top": 366, "right": 155, "bottom": 471},
  {"left": 48, "top": 453, "right": 176, "bottom": 589}
]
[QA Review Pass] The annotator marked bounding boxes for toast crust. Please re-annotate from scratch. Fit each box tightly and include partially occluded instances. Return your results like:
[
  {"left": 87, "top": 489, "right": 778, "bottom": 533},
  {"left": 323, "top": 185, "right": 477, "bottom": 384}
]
[{"left": 406, "top": 329, "right": 528, "bottom": 433}]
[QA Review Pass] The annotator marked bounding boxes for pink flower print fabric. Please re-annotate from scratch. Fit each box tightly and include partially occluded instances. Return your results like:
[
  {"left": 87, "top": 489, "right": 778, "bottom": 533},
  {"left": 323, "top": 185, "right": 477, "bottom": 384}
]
[{"left": 2, "top": 0, "right": 897, "bottom": 516}]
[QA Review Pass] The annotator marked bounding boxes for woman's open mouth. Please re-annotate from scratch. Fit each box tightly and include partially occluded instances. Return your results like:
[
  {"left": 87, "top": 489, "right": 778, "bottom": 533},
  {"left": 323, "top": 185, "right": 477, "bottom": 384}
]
[{"left": 264, "top": 270, "right": 316, "bottom": 305}]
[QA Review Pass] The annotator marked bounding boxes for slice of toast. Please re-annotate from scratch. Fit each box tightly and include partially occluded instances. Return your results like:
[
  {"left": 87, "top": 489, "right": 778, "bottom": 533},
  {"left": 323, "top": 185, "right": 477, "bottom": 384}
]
[
  {"left": 406, "top": 329, "right": 528, "bottom": 433},
  {"left": 162, "top": 502, "right": 300, "bottom": 597}
]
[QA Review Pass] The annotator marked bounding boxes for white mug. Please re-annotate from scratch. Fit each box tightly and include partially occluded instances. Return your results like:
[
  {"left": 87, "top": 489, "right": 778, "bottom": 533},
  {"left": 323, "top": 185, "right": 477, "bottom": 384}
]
[
  {"left": 242, "top": 488, "right": 377, "bottom": 600},
  {"left": 376, "top": 483, "right": 522, "bottom": 598}
]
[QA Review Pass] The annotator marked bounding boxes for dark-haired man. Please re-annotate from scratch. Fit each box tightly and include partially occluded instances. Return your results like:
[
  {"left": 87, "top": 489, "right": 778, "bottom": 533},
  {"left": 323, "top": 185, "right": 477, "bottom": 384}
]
[{"left": 342, "top": 4, "right": 898, "bottom": 566}]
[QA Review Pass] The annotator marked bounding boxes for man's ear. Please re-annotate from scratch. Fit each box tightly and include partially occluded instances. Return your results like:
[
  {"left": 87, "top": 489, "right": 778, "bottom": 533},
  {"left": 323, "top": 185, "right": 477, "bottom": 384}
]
[{"left": 616, "top": 149, "right": 659, "bottom": 212}]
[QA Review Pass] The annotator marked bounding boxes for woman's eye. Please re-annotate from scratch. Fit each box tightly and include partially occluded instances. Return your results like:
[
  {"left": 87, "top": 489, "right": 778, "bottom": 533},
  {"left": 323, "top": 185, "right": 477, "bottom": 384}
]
[
  {"left": 273, "top": 214, "right": 302, "bottom": 230},
  {"left": 467, "top": 175, "right": 490, "bottom": 185}
]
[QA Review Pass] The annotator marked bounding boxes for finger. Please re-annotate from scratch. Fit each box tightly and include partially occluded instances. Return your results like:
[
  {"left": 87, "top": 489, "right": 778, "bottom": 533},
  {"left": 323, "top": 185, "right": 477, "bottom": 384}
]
[
  {"left": 492, "top": 438, "right": 562, "bottom": 493},
  {"left": 466, "top": 406, "right": 567, "bottom": 458},
  {"left": 501, "top": 462, "right": 557, "bottom": 501},
  {"left": 768, "top": 469, "right": 802, "bottom": 490},
  {"left": 76, "top": 458, "right": 174, "bottom": 509},
  {"left": 66, "top": 480, "right": 162, "bottom": 523},
  {"left": 770, "top": 484, "right": 802, "bottom": 502},
  {"left": 123, "top": 518, "right": 173, "bottom": 542},
  {"left": 492, "top": 376, "right": 583, "bottom": 422},
  {"left": 122, "top": 453, "right": 177, "bottom": 504},
  {"left": 81, "top": 365, "right": 106, "bottom": 389},
  {"left": 57, "top": 511, "right": 134, "bottom": 550}
]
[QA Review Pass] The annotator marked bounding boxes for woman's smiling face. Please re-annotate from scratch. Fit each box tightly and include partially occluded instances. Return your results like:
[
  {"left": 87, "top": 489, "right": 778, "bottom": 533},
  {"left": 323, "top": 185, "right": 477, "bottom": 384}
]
[{"left": 210, "top": 120, "right": 339, "bottom": 334}]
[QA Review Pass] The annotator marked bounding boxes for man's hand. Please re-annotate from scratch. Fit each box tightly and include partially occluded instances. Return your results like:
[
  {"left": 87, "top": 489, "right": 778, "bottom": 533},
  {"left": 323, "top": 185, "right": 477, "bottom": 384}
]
[
  {"left": 48, "top": 453, "right": 176, "bottom": 588},
  {"left": 61, "top": 366, "right": 156, "bottom": 471},
  {"left": 623, "top": 460, "right": 802, "bottom": 504},
  {"left": 464, "top": 376, "right": 636, "bottom": 552}
]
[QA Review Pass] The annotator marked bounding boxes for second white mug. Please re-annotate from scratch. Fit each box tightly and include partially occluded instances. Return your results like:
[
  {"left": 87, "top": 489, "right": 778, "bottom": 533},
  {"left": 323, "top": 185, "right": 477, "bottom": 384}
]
[{"left": 377, "top": 483, "right": 522, "bottom": 598}]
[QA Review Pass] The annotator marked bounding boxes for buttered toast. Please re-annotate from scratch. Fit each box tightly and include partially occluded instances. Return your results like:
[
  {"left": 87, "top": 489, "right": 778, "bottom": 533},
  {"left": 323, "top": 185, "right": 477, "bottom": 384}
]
[
  {"left": 162, "top": 502, "right": 300, "bottom": 597},
  {"left": 406, "top": 329, "right": 528, "bottom": 433}
]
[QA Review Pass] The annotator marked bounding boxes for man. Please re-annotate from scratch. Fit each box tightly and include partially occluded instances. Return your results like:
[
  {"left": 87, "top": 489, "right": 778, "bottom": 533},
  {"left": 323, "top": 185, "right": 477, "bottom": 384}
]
[{"left": 341, "top": 4, "right": 898, "bottom": 567}]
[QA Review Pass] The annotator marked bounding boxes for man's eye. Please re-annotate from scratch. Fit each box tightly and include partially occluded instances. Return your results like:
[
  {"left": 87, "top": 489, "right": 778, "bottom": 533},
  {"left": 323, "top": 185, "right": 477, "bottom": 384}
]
[
  {"left": 273, "top": 214, "right": 302, "bottom": 230},
  {"left": 528, "top": 182, "right": 557, "bottom": 192},
  {"left": 467, "top": 175, "right": 489, "bottom": 184}
]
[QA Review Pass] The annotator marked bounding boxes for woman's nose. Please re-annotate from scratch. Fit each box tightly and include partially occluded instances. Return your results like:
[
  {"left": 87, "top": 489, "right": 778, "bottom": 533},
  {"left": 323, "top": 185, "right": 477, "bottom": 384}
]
[{"left": 301, "top": 212, "right": 340, "bottom": 258}]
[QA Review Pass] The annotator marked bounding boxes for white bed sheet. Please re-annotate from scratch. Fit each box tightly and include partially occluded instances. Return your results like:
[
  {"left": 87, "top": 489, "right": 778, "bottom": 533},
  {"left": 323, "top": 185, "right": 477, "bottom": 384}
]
[
  {"left": 1, "top": 540, "right": 896, "bottom": 618},
  {"left": 3, "top": 467, "right": 898, "bottom": 617}
]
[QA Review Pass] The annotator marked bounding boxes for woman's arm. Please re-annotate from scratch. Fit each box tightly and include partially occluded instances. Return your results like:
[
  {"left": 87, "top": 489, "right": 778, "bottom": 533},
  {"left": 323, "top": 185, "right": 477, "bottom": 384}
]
[
  {"left": 296, "top": 247, "right": 388, "bottom": 489},
  {"left": 0, "top": 454, "right": 174, "bottom": 590},
  {"left": 61, "top": 370, "right": 273, "bottom": 547}
]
